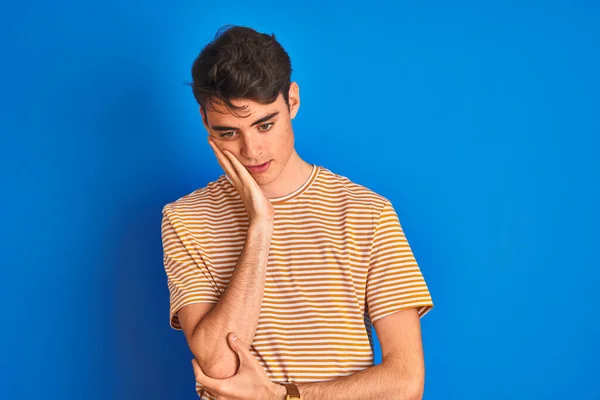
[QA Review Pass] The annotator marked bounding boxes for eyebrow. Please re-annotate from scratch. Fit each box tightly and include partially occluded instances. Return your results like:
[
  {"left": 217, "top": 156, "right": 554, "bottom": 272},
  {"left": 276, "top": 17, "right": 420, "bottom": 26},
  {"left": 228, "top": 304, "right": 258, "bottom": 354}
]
[{"left": 210, "top": 112, "right": 280, "bottom": 132}]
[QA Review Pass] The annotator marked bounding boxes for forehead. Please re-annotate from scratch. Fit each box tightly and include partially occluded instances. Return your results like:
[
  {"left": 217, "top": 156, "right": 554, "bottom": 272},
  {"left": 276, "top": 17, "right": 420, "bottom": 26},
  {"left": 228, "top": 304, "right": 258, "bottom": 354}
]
[{"left": 205, "top": 94, "right": 284, "bottom": 123}]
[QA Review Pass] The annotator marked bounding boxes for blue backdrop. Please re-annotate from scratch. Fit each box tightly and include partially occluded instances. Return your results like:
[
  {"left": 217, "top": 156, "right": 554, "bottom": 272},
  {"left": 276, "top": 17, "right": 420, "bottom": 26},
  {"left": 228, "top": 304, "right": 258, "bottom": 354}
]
[{"left": 1, "top": 1, "right": 598, "bottom": 399}]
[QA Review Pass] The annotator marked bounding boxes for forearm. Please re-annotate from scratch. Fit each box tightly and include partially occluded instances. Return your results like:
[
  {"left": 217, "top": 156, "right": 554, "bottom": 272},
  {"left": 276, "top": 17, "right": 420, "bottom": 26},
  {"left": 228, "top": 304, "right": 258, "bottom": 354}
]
[
  {"left": 193, "top": 221, "right": 272, "bottom": 377},
  {"left": 295, "top": 361, "right": 422, "bottom": 400}
]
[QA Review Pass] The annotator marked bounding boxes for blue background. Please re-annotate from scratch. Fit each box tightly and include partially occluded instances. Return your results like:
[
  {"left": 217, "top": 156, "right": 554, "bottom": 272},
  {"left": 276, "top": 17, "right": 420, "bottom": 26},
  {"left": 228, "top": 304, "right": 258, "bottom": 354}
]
[{"left": 1, "top": 1, "right": 598, "bottom": 399}]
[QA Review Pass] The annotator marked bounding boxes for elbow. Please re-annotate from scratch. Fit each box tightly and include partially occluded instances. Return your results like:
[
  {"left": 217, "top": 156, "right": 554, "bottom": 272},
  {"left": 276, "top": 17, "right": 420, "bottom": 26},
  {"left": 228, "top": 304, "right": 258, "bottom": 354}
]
[
  {"left": 386, "top": 360, "right": 423, "bottom": 400},
  {"left": 199, "top": 358, "right": 239, "bottom": 379},
  {"left": 406, "top": 386, "right": 423, "bottom": 400},
  {"left": 191, "top": 326, "right": 239, "bottom": 379},
  {"left": 404, "top": 374, "right": 424, "bottom": 400}
]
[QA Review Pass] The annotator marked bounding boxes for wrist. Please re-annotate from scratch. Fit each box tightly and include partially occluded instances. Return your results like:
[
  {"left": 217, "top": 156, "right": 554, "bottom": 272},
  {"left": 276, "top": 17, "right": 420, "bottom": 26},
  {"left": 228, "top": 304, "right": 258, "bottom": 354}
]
[
  {"left": 249, "top": 218, "right": 274, "bottom": 233},
  {"left": 269, "top": 381, "right": 287, "bottom": 400}
]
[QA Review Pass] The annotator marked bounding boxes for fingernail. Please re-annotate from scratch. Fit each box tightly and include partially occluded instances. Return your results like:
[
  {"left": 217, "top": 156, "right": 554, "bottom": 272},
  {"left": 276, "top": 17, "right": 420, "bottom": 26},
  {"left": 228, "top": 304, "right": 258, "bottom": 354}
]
[{"left": 232, "top": 334, "right": 237, "bottom": 341}]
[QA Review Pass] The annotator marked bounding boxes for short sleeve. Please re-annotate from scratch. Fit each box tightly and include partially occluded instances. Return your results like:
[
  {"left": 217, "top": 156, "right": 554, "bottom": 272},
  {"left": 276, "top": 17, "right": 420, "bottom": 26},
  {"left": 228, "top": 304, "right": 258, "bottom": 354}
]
[
  {"left": 161, "top": 208, "right": 220, "bottom": 330},
  {"left": 366, "top": 200, "right": 433, "bottom": 324}
]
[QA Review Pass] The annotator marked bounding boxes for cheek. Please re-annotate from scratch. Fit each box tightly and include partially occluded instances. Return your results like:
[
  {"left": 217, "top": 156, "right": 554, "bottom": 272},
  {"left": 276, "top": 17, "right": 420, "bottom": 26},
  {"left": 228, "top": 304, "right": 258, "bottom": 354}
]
[
  {"left": 274, "top": 124, "right": 294, "bottom": 148},
  {"left": 218, "top": 143, "right": 237, "bottom": 154},
  {"left": 216, "top": 143, "right": 243, "bottom": 161}
]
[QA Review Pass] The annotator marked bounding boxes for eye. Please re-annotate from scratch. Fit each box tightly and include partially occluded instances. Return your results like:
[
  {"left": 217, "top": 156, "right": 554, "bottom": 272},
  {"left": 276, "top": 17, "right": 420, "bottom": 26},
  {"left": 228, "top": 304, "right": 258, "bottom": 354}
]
[
  {"left": 258, "top": 122, "right": 274, "bottom": 131},
  {"left": 219, "top": 131, "right": 236, "bottom": 139}
]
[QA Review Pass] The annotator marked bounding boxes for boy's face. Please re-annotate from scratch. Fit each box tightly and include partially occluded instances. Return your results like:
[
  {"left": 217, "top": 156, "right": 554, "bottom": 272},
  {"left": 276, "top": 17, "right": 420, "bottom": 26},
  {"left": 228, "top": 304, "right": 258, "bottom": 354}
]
[{"left": 200, "top": 82, "right": 300, "bottom": 186}]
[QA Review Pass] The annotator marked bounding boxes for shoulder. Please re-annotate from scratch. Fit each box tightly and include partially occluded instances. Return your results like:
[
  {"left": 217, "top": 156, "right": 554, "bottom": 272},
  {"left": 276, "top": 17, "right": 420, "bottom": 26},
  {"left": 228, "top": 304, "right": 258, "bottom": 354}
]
[
  {"left": 161, "top": 175, "right": 234, "bottom": 218},
  {"left": 315, "top": 166, "right": 391, "bottom": 212}
]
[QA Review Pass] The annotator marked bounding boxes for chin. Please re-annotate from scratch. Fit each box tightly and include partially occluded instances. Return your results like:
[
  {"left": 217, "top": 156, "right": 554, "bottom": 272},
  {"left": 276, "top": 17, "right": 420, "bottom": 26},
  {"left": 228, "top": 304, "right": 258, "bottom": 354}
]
[{"left": 254, "top": 163, "right": 278, "bottom": 183}]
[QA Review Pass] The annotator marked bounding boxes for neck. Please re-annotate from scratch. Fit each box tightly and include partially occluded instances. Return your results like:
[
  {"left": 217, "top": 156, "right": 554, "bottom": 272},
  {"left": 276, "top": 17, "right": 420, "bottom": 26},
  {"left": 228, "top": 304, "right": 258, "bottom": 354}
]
[{"left": 260, "top": 150, "right": 313, "bottom": 199}]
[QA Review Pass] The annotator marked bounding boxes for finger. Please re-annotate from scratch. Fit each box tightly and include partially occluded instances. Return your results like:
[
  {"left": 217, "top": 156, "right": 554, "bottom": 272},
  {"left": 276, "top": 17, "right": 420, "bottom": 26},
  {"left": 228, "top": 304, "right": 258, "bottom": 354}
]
[
  {"left": 191, "top": 358, "right": 222, "bottom": 394},
  {"left": 207, "top": 137, "right": 236, "bottom": 178},
  {"left": 220, "top": 149, "right": 261, "bottom": 190},
  {"left": 207, "top": 137, "right": 240, "bottom": 186},
  {"left": 227, "top": 332, "right": 241, "bottom": 351},
  {"left": 220, "top": 149, "right": 254, "bottom": 182},
  {"left": 227, "top": 332, "right": 253, "bottom": 368},
  {"left": 226, "top": 332, "right": 246, "bottom": 373}
]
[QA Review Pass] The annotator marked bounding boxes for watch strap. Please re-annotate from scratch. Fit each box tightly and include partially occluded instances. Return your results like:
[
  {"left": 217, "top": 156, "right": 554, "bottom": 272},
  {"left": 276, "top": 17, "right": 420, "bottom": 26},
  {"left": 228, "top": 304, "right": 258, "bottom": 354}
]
[{"left": 282, "top": 382, "right": 301, "bottom": 399}]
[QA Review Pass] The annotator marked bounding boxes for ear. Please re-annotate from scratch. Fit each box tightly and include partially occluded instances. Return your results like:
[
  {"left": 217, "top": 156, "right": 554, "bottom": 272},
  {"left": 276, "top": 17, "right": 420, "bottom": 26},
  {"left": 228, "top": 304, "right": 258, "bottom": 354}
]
[{"left": 288, "top": 81, "right": 300, "bottom": 120}]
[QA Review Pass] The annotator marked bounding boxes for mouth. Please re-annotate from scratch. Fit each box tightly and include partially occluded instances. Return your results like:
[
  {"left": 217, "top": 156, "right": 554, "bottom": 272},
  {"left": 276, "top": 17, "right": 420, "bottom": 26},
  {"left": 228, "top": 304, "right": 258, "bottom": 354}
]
[{"left": 246, "top": 160, "right": 271, "bottom": 173}]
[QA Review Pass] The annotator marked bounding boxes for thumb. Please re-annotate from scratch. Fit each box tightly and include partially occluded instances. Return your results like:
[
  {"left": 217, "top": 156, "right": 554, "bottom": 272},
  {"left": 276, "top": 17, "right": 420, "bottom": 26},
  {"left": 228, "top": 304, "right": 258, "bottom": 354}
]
[
  {"left": 227, "top": 332, "right": 247, "bottom": 357},
  {"left": 227, "top": 332, "right": 247, "bottom": 370},
  {"left": 228, "top": 332, "right": 241, "bottom": 348}
]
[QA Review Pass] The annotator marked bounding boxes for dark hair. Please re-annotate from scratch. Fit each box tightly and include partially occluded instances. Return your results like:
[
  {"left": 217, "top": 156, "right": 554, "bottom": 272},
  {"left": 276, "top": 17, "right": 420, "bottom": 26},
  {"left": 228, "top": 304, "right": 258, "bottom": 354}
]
[{"left": 187, "top": 25, "right": 293, "bottom": 119}]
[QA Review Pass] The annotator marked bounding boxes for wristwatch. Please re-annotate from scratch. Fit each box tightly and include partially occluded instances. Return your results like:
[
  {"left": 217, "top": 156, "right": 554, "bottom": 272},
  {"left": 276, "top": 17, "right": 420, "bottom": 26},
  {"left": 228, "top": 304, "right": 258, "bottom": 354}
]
[{"left": 280, "top": 382, "right": 302, "bottom": 400}]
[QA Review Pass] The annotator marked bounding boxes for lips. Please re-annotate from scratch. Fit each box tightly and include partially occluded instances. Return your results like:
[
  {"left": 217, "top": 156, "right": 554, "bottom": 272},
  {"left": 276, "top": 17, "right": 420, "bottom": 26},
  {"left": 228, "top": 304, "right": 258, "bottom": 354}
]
[
  {"left": 247, "top": 162, "right": 268, "bottom": 168},
  {"left": 246, "top": 160, "right": 271, "bottom": 173}
]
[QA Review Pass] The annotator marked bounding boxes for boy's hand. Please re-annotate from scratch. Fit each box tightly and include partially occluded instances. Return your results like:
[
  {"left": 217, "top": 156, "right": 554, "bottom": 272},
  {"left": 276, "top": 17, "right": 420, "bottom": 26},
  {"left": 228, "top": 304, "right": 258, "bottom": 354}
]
[
  {"left": 192, "top": 332, "right": 284, "bottom": 400},
  {"left": 208, "top": 137, "right": 275, "bottom": 225}
]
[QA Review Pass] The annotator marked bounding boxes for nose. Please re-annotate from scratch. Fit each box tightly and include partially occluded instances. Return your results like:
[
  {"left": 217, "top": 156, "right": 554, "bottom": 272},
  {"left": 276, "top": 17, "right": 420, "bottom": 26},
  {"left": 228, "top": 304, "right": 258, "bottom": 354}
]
[{"left": 240, "top": 133, "right": 262, "bottom": 161}]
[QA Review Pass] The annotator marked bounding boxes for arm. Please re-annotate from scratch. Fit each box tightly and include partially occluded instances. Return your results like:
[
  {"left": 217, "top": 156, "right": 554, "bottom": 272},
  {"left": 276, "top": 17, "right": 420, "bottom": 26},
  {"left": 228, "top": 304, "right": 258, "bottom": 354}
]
[
  {"left": 294, "top": 308, "right": 425, "bottom": 400},
  {"left": 178, "top": 135, "right": 275, "bottom": 380},
  {"left": 178, "top": 220, "right": 273, "bottom": 379}
]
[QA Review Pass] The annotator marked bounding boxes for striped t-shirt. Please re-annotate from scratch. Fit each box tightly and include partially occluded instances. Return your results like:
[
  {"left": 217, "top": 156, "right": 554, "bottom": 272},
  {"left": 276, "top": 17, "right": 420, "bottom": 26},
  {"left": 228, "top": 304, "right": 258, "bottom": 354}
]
[{"left": 161, "top": 164, "right": 434, "bottom": 399}]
